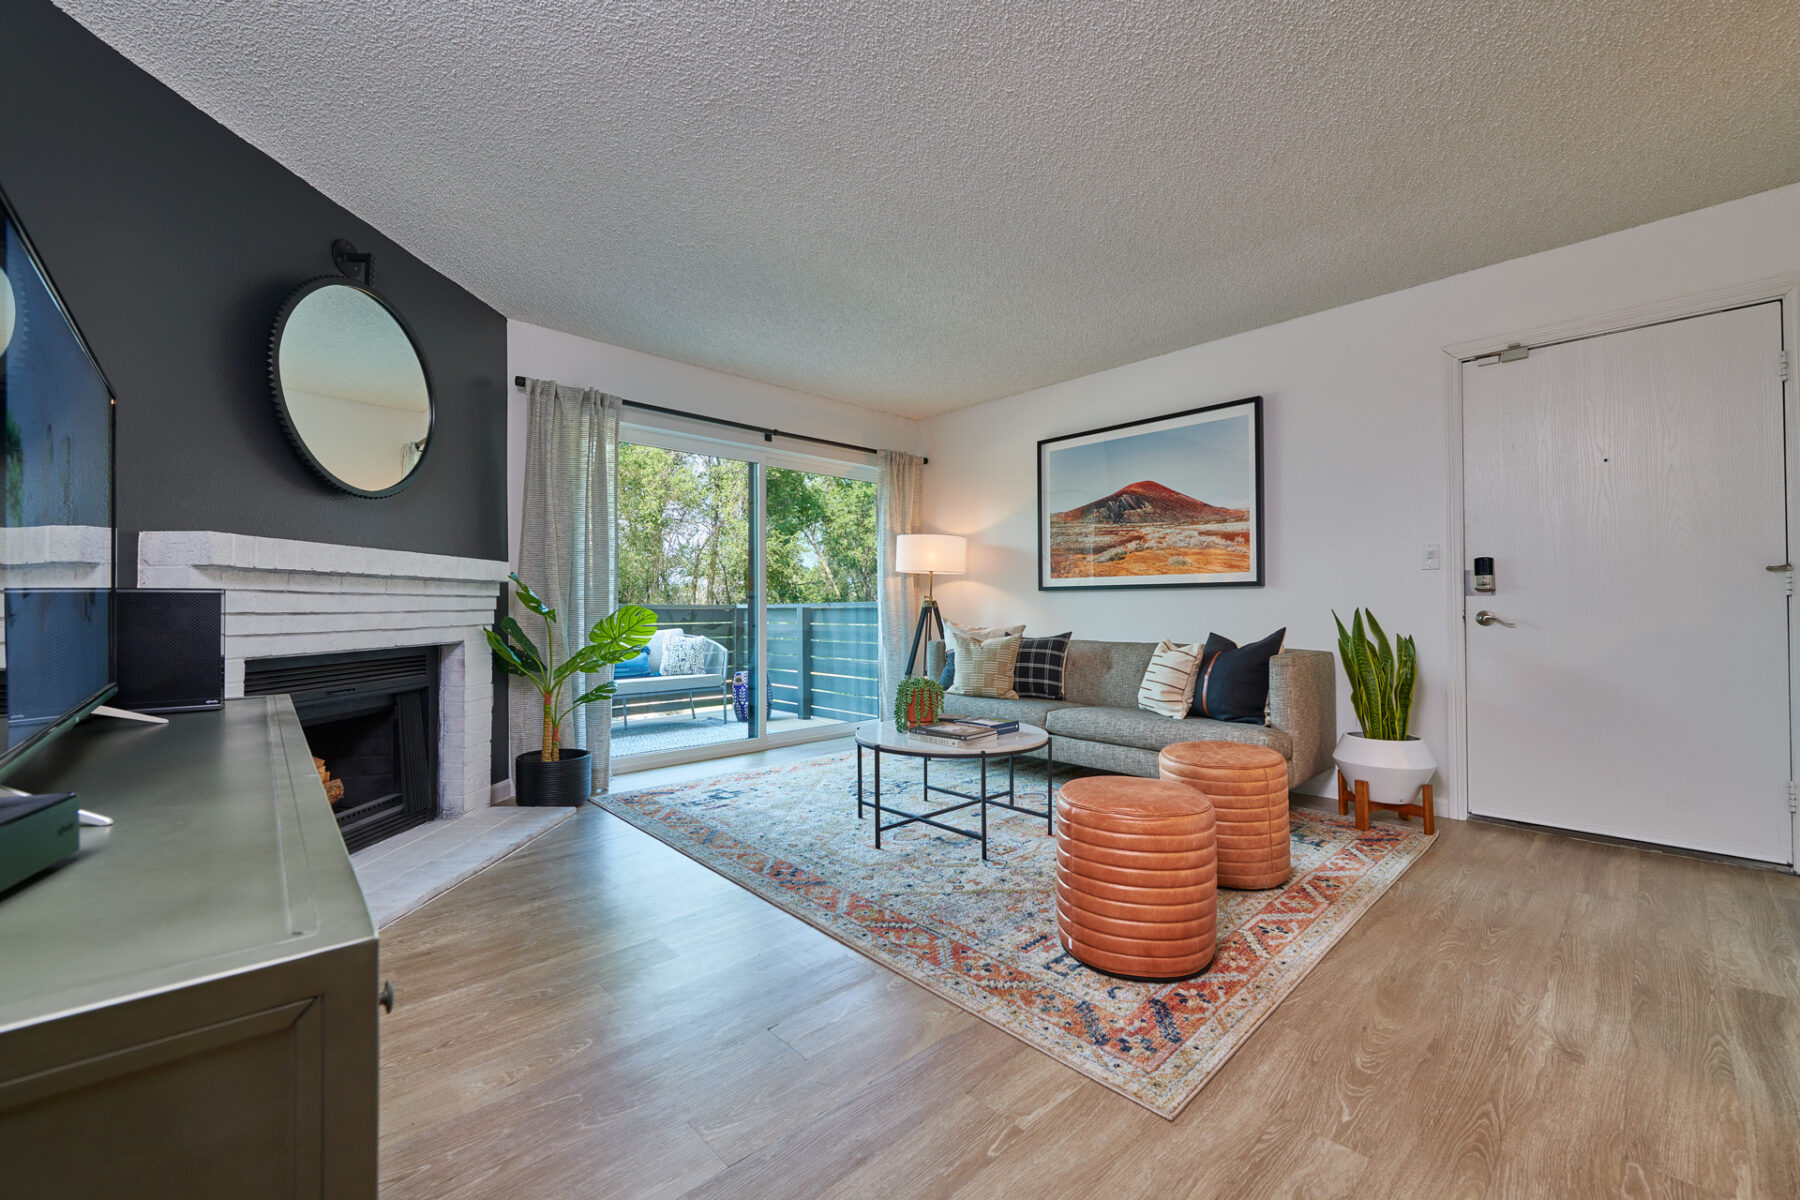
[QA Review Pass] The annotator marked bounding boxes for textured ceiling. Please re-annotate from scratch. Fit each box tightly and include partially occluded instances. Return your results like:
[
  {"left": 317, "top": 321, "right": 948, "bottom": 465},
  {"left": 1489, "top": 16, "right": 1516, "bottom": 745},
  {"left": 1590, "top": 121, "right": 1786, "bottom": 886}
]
[{"left": 54, "top": 1, "right": 1800, "bottom": 417}]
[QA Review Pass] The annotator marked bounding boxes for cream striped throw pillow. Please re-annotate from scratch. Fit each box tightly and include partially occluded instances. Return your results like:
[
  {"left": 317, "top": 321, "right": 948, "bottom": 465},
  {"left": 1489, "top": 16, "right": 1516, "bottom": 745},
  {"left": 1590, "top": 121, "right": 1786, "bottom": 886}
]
[
  {"left": 947, "top": 627, "right": 1022, "bottom": 700},
  {"left": 1138, "top": 640, "right": 1203, "bottom": 718}
]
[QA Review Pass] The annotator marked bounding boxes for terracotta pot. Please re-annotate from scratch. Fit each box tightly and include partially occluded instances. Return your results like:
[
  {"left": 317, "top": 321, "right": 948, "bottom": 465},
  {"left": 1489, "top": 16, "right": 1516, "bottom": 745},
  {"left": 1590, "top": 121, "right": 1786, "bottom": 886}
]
[
  {"left": 1332, "top": 734, "right": 1435, "bottom": 806},
  {"left": 903, "top": 693, "right": 941, "bottom": 728}
]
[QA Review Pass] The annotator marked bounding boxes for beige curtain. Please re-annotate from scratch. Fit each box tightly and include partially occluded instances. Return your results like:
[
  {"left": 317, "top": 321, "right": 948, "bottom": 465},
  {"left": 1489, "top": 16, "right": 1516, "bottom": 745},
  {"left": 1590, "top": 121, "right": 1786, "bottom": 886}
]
[
  {"left": 510, "top": 378, "right": 621, "bottom": 792},
  {"left": 876, "top": 449, "right": 926, "bottom": 709}
]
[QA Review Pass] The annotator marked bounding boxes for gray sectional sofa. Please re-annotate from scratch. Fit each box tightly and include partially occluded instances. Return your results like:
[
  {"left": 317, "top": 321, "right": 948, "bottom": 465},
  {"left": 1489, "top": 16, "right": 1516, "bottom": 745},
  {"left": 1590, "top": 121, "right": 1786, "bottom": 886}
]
[{"left": 924, "top": 638, "right": 1335, "bottom": 788}]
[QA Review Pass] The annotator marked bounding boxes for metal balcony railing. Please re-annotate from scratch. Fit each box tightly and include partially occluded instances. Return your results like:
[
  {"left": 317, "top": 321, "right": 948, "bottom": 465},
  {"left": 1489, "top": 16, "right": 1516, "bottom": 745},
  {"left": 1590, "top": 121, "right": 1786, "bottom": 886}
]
[{"left": 619, "top": 601, "right": 879, "bottom": 723}]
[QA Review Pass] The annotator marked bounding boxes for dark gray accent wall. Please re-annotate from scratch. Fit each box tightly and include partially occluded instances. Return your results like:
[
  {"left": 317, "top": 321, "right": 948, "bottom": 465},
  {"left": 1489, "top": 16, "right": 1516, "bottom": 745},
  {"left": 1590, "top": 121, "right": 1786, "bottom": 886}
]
[{"left": 0, "top": 0, "right": 507, "bottom": 564}]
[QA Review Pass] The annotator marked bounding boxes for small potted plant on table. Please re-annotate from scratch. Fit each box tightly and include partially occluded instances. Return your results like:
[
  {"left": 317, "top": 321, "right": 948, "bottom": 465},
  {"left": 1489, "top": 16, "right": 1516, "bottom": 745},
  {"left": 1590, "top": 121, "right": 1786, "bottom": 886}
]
[
  {"left": 894, "top": 676, "right": 946, "bottom": 730},
  {"left": 1331, "top": 608, "right": 1436, "bottom": 833},
  {"left": 490, "top": 574, "right": 657, "bottom": 805}
]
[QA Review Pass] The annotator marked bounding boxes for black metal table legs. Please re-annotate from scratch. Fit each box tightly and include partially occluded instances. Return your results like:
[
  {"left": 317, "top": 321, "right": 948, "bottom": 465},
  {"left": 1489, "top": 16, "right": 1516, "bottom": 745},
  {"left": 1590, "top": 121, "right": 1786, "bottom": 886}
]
[{"left": 857, "top": 744, "right": 1057, "bottom": 860}]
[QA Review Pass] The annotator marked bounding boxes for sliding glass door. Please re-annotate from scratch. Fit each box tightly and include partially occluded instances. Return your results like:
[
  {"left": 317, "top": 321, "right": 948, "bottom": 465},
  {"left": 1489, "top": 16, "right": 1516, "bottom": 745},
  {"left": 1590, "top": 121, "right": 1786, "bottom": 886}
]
[
  {"left": 613, "top": 441, "right": 757, "bottom": 759},
  {"left": 765, "top": 465, "right": 879, "bottom": 735},
  {"left": 611, "top": 431, "right": 878, "bottom": 768}
]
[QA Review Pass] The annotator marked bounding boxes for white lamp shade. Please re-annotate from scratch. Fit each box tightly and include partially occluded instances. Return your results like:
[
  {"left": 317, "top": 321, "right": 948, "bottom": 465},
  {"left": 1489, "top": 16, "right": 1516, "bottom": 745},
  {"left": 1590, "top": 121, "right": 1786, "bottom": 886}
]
[{"left": 894, "top": 534, "right": 967, "bottom": 575}]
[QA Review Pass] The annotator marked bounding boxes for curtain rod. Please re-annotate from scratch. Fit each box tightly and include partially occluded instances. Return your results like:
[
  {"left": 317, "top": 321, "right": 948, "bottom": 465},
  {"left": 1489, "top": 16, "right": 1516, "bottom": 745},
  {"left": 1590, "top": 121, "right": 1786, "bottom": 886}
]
[{"left": 513, "top": 376, "right": 925, "bottom": 464}]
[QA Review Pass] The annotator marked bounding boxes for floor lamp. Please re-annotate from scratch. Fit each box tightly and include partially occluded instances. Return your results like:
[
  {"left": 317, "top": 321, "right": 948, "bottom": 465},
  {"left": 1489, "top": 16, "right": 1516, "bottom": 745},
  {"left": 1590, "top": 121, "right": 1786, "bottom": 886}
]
[{"left": 895, "top": 534, "right": 968, "bottom": 677}]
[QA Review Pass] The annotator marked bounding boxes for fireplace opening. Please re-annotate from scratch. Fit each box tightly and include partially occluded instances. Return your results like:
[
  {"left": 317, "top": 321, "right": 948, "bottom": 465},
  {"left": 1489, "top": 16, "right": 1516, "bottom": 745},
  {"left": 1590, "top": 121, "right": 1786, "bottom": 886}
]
[{"left": 245, "top": 647, "right": 438, "bottom": 852}]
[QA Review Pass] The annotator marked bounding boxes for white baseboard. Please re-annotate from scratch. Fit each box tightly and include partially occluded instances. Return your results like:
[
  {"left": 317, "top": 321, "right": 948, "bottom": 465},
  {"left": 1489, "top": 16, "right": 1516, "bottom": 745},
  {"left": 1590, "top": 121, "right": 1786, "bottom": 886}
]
[{"left": 489, "top": 779, "right": 515, "bottom": 806}]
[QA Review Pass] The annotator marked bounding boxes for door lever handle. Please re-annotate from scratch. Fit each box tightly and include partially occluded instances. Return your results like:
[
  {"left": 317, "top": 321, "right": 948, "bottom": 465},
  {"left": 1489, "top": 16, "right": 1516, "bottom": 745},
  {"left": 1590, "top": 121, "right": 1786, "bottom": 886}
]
[
  {"left": 1474, "top": 610, "right": 1515, "bottom": 627},
  {"left": 1766, "top": 563, "right": 1792, "bottom": 572}
]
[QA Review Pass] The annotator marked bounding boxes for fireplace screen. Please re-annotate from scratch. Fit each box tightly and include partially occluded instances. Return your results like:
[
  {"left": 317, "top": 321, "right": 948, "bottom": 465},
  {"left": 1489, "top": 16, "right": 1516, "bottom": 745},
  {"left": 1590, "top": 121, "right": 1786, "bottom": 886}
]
[{"left": 245, "top": 647, "right": 438, "bottom": 852}]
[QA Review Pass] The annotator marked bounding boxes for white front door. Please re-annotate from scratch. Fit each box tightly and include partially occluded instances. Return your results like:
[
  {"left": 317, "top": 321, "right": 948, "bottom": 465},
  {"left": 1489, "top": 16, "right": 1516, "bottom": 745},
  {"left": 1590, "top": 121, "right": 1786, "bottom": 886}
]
[{"left": 1461, "top": 301, "right": 1792, "bottom": 863}]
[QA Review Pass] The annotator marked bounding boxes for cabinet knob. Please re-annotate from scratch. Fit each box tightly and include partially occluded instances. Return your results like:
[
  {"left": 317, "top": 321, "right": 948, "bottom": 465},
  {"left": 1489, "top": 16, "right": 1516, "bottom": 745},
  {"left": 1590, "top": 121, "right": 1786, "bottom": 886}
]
[{"left": 378, "top": 980, "right": 395, "bottom": 1014}]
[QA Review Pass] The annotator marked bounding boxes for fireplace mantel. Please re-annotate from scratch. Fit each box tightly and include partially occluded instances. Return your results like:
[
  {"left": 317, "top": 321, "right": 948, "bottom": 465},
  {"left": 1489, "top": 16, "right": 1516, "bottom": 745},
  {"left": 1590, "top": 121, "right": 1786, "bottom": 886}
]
[{"left": 139, "top": 531, "right": 510, "bottom": 818}]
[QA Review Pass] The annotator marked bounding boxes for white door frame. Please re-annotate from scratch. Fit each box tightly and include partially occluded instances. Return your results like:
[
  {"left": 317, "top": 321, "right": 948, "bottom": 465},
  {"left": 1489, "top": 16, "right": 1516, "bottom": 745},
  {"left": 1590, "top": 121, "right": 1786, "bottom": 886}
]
[
  {"left": 1441, "top": 276, "right": 1800, "bottom": 871},
  {"left": 612, "top": 421, "right": 879, "bottom": 772}
]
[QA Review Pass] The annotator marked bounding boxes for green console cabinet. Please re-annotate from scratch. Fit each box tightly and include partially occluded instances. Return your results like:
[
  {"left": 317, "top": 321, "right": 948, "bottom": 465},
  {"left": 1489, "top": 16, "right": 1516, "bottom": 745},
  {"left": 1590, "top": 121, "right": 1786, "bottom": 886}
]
[{"left": 0, "top": 697, "right": 379, "bottom": 1198}]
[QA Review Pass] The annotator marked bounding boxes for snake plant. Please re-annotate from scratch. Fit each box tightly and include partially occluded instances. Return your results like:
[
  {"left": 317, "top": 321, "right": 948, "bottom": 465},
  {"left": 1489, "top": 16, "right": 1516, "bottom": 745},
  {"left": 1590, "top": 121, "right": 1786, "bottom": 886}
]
[{"left": 1333, "top": 608, "right": 1416, "bottom": 740}]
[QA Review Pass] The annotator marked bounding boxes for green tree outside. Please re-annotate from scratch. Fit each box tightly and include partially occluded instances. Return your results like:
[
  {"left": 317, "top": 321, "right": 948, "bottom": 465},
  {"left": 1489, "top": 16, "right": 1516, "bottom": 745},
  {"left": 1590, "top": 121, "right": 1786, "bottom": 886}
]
[{"left": 617, "top": 443, "right": 876, "bottom": 608}]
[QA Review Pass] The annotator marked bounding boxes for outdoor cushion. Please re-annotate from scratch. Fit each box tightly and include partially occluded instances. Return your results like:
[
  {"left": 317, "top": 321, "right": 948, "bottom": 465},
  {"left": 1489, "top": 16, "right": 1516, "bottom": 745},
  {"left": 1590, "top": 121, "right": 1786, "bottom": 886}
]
[
  {"left": 1046, "top": 705, "right": 1292, "bottom": 759},
  {"left": 613, "top": 647, "right": 651, "bottom": 678},
  {"left": 613, "top": 672, "right": 725, "bottom": 698},
  {"left": 645, "top": 627, "right": 685, "bottom": 674},
  {"left": 660, "top": 634, "right": 713, "bottom": 676}
]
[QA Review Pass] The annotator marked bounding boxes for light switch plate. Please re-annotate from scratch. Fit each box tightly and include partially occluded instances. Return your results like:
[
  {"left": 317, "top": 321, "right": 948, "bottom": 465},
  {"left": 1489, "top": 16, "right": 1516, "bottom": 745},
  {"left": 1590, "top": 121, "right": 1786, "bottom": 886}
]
[{"left": 1421, "top": 543, "right": 1441, "bottom": 570}]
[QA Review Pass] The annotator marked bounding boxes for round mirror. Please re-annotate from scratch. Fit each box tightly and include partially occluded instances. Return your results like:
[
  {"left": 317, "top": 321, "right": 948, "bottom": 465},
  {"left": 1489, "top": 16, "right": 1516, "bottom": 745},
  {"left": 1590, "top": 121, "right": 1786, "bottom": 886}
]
[
  {"left": 0, "top": 267, "right": 15, "bottom": 356},
  {"left": 270, "top": 279, "right": 433, "bottom": 497}
]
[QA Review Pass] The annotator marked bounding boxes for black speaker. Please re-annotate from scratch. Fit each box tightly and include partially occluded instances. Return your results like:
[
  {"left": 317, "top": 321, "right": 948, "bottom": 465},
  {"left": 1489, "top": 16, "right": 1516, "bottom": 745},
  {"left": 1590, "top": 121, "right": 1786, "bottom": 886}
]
[{"left": 114, "top": 590, "right": 224, "bottom": 713}]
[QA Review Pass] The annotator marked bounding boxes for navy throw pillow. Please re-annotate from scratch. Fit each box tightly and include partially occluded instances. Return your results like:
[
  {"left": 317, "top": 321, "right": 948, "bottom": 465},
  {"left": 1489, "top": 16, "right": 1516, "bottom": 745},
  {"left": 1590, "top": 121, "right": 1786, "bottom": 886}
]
[
  {"left": 939, "top": 652, "right": 956, "bottom": 690},
  {"left": 1191, "top": 628, "right": 1285, "bottom": 724}
]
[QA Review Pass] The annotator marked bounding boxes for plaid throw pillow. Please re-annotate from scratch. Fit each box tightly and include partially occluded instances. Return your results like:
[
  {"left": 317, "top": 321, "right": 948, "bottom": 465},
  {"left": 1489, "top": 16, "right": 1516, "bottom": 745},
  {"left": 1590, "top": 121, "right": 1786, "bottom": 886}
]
[{"left": 1013, "top": 632, "right": 1072, "bottom": 700}]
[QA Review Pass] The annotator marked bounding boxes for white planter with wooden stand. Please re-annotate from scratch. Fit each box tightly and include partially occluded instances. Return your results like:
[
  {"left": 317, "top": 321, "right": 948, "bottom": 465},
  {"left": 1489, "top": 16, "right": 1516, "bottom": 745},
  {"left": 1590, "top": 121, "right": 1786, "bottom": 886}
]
[{"left": 1332, "top": 732, "right": 1437, "bottom": 834}]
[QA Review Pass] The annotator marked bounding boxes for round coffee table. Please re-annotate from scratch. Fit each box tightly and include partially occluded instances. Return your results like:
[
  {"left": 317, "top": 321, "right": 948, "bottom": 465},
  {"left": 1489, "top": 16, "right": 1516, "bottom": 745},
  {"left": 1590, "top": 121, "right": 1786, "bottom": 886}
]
[{"left": 853, "top": 720, "right": 1053, "bottom": 860}]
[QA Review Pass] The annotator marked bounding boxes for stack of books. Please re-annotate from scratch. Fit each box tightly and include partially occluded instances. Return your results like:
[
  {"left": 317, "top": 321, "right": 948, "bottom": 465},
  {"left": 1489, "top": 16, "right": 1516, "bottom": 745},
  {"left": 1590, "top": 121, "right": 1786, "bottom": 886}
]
[
  {"left": 909, "top": 721, "right": 999, "bottom": 746},
  {"left": 909, "top": 716, "right": 1019, "bottom": 745},
  {"left": 954, "top": 716, "right": 1019, "bottom": 735}
]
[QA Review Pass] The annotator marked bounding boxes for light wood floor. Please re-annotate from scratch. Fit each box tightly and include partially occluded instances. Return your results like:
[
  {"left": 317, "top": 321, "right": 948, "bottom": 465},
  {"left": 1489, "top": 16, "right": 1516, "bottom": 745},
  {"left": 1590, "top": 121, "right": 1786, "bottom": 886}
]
[{"left": 377, "top": 742, "right": 1800, "bottom": 1199}]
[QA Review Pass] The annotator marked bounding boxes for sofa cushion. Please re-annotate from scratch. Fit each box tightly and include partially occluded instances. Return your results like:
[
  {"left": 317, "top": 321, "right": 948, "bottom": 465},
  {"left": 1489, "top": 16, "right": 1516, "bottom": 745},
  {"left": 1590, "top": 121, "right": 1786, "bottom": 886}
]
[
  {"left": 1062, "top": 640, "right": 1159, "bottom": 708},
  {"left": 937, "top": 695, "right": 1075, "bottom": 729},
  {"left": 949, "top": 621, "right": 1025, "bottom": 642},
  {"left": 1193, "top": 628, "right": 1286, "bottom": 724},
  {"left": 948, "top": 627, "right": 1022, "bottom": 699},
  {"left": 1047, "top": 705, "right": 1293, "bottom": 759},
  {"left": 1137, "top": 640, "right": 1203, "bottom": 717},
  {"left": 1014, "top": 632, "right": 1072, "bottom": 700}
]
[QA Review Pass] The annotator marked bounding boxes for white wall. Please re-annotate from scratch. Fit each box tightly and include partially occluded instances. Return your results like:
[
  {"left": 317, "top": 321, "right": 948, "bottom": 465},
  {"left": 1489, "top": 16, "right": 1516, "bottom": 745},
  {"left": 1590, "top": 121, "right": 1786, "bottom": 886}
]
[
  {"left": 506, "top": 320, "right": 923, "bottom": 568},
  {"left": 920, "top": 181, "right": 1800, "bottom": 806}
]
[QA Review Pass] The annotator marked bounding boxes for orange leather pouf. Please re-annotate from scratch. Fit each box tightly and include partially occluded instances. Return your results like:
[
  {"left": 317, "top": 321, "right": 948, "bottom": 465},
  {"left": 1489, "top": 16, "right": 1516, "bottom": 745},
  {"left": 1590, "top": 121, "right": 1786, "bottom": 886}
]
[
  {"left": 1054, "top": 777, "right": 1218, "bottom": 979},
  {"left": 1158, "top": 741, "right": 1290, "bottom": 890}
]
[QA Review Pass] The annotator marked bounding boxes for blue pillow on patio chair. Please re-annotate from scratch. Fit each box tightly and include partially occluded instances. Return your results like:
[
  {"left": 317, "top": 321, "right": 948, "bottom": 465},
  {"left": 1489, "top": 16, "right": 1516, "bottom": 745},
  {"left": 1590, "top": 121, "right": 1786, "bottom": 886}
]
[{"left": 614, "top": 647, "right": 651, "bottom": 678}]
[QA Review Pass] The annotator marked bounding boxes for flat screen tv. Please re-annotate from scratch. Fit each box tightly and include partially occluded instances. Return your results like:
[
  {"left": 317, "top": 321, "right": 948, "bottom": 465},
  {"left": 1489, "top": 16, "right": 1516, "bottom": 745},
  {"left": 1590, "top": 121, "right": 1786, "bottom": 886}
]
[{"left": 0, "top": 182, "right": 115, "bottom": 781}]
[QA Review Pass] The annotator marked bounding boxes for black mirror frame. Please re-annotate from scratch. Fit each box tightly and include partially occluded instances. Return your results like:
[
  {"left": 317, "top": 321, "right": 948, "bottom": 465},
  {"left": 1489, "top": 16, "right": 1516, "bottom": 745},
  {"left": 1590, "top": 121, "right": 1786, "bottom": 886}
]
[{"left": 267, "top": 276, "right": 436, "bottom": 499}]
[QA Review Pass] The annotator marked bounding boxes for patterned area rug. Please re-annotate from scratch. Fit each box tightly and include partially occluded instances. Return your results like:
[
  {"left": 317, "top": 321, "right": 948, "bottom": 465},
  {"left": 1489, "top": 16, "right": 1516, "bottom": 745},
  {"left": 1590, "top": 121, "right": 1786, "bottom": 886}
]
[{"left": 597, "top": 750, "right": 1435, "bottom": 1118}]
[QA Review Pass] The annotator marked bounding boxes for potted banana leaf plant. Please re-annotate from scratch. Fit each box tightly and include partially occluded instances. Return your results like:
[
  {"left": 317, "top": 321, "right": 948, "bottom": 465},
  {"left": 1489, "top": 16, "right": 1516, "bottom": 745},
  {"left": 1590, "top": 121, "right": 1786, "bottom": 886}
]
[
  {"left": 489, "top": 574, "right": 657, "bottom": 806},
  {"left": 1331, "top": 608, "right": 1436, "bottom": 806}
]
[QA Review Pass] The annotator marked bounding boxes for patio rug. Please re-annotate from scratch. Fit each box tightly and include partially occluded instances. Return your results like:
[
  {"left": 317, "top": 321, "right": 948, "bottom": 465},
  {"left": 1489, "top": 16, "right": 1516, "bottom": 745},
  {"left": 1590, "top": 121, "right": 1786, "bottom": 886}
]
[{"left": 596, "top": 750, "right": 1435, "bottom": 1118}]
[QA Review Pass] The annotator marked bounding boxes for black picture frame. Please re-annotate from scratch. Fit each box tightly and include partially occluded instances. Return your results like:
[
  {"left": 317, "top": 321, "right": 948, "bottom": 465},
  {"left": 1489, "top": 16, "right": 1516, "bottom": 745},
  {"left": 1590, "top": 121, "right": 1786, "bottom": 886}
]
[{"left": 1037, "top": 395, "right": 1264, "bottom": 591}]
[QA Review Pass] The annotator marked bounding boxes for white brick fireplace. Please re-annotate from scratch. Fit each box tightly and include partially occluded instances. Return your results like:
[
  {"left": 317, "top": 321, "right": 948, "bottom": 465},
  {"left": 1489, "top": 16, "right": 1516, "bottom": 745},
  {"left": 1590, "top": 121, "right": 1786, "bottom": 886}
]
[{"left": 139, "top": 532, "right": 510, "bottom": 818}]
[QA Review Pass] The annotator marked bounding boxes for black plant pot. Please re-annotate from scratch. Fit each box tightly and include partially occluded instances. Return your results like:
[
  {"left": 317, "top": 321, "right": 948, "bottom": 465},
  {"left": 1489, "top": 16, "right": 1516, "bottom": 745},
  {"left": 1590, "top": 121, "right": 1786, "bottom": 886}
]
[{"left": 514, "top": 749, "right": 593, "bottom": 807}]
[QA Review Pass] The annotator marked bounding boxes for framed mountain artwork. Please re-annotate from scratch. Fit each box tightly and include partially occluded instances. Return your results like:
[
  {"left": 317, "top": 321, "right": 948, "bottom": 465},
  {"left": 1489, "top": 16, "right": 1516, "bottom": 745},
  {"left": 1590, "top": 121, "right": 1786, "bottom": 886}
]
[{"left": 1038, "top": 396, "right": 1264, "bottom": 590}]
